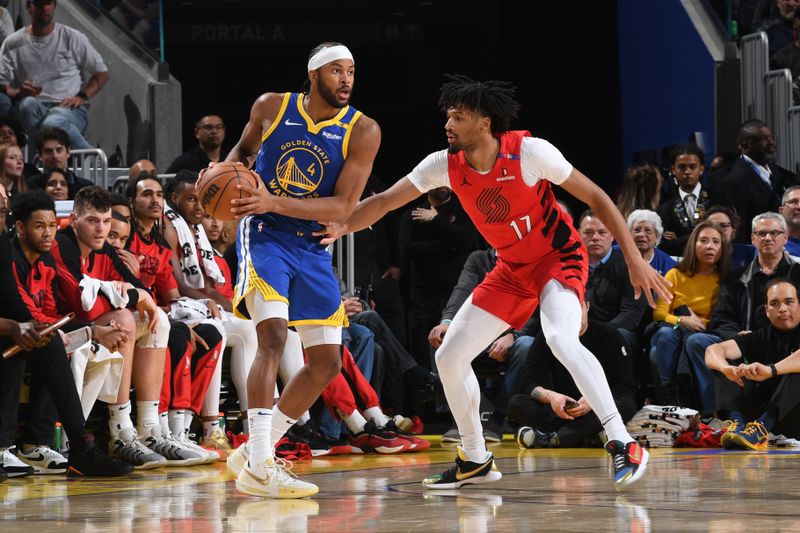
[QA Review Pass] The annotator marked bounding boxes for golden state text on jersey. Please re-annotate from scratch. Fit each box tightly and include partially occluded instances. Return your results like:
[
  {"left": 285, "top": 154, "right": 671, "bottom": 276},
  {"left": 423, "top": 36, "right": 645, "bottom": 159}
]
[{"left": 254, "top": 92, "right": 362, "bottom": 236}]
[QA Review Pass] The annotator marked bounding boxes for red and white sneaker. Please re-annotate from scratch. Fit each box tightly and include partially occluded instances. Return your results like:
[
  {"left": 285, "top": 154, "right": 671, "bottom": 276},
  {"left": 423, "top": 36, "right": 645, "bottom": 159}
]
[{"left": 348, "top": 420, "right": 411, "bottom": 454}]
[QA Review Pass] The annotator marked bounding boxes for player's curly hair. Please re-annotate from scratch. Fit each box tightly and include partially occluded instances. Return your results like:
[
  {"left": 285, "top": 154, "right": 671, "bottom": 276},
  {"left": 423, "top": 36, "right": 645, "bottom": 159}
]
[
  {"left": 10, "top": 190, "right": 55, "bottom": 223},
  {"left": 438, "top": 74, "right": 520, "bottom": 134},
  {"left": 73, "top": 185, "right": 113, "bottom": 215}
]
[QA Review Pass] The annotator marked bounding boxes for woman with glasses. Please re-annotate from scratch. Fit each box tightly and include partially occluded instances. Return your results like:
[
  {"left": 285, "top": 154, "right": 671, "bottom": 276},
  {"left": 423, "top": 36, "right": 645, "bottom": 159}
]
[
  {"left": 625, "top": 209, "right": 677, "bottom": 275},
  {"left": 648, "top": 221, "right": 731, "bottom": 407}
]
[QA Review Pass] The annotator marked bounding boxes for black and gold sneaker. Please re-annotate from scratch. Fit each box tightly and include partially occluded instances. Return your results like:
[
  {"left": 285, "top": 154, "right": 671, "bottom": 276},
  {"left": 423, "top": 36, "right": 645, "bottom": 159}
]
[{"left": 422, "top": 446, "right": 502, "bottom": 489}]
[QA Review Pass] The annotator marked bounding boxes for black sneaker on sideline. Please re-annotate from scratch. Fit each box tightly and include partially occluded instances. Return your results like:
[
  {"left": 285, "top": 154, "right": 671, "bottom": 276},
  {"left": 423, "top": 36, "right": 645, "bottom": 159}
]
[{"left": 68, "top": 437, "right": 133, "bottom": 477}]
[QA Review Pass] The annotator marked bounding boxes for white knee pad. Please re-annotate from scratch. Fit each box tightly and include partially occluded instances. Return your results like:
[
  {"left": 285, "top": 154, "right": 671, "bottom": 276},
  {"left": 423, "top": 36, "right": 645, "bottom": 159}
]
[
  {"left": 245, "top": 290, "right": 288, "bottom": 324},
  {"left": 133, "top": 307, "right": 170, "bottom": 349},
  {"left": 294, "top": 324, "right": 341, "bottom": 349}
]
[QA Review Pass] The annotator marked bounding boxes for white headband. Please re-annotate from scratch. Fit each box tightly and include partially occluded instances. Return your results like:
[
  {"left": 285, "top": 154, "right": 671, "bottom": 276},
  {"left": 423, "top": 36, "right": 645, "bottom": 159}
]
[{"left": 307, "top": 45, "right": 354, "bottom": 71}]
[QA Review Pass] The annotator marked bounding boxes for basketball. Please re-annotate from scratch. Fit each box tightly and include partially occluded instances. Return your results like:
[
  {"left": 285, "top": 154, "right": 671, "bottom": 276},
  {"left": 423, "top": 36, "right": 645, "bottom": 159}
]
[{"left": 196, "top": 161, "right": 260, "bottom": 221}]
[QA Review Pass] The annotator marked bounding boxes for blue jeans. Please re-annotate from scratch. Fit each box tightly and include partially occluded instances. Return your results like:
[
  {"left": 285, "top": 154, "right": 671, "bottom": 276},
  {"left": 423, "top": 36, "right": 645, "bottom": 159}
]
[
  {"left": 491, "top": 335, "right": 533, "bottom": 416},
  {"left": 317, "top": 324, "right": 376, "bottom": 439},
  {"left": 684, "top": 332, "right": 722, "bottom": 414},
  {"left": 649, "top": 326, "right": 688, "bottom": 386},
  {"left": 7, "top": 95, "right": 91, "bottom": 149}
]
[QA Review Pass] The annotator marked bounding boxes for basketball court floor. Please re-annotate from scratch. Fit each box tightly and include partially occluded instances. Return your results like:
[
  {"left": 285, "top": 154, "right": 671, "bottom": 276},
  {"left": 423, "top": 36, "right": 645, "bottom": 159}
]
[{"left": 3, "top": 437, "right": 799, "bottom": 532}]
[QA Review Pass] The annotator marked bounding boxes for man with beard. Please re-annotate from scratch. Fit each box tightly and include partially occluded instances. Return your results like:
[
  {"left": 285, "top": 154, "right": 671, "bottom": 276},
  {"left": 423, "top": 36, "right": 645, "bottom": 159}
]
[
  {"left": 715, "top": 120, "right": 800, "bottom": 243},
  {"left": 317, "top": 75, "right": 670, "bottom": 492},
  {"left": 166, "top": 115, "right": 227, "bottom": 174},
  {"left": 224, "top": 41, "right": 380, "bottom": 498}
]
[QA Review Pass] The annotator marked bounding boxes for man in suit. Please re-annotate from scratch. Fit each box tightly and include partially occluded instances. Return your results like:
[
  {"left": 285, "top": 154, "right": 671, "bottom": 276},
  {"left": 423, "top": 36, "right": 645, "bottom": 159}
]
[
  {"left": 715, "top": 120, "right": 800, "bottom": 243},
  {"left": 657, "top": 144, "right": 710, "bottom": 257}
]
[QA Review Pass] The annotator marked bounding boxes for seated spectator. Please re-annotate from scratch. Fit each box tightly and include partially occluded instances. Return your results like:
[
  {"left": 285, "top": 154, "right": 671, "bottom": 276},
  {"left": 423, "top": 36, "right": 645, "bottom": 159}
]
[
  {"left": 166, "top": 115, "right": 226, "bottom": 174},
  {"left": 399, "top": 186, "right": 479, "bottom": 369},
  {"left": 758, "top": 0, "right": 799, "bottom": 55},
  {"left": 626, "top": 209, "right": 676, "bottom": 275},
  {"left": 579, "top": 209, "right": 648, "bottom": 353},
  {"left": 616, "top": 163, "right": 663, "bottom": 221},
  {"left": 27, "top": 127, "right": 93, "bottom": 193},
  {"left": 0, "top": 185, "right": 131, "bottom": 479},
  {"left": 705, "top": 278, "right": 800, "bottom": 448},
  {"left": 769, "top": 7, "right": 800, "bottom": 104},
  {"left": 30, "top": 167, "right": 70, "bottom": 201},
  {"left": 648, "top": 221, "right": 730, "bottom": 406},
  {"left": 699, "top": 206, "right": 756, "bottom": 273},
  {"left": 128, "top": 159, "right": 157, "bottom": 180},
  {"left": 780, "top": 185, "right": 800, "bottom": 259},
  {"left": 657, "top": 144, "right": 710, "bottom": 257},
  {"left": 714, "top": 120, "right": 800, "bottom": 243},
  {"left": 684, "top": 212, "right": 798, "bottom": 422},
  {"left": 0, "top": 115, "right": 39, "bottom": 179},
  {"left": 0, "top": 0, "right": 109, "bottom": 150},
  {"left": 510, "top": 302, "right": 636, "bottom": 448},
  {"left": 0, "top": 142, "right": 25, "bottom": 199}
]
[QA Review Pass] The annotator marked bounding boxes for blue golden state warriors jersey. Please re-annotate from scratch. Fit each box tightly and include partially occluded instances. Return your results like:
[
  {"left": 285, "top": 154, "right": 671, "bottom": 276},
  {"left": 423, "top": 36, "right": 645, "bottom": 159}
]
[{"left": 254, "top": 92, "right": 362, "bottom": 236}]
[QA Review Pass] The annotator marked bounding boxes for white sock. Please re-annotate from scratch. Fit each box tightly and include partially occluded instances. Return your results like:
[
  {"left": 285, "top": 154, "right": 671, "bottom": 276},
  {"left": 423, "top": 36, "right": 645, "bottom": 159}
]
[
  {"left": 363, "top": 406, "right": 390, "bottom": 427},
  {"left": 184, "top": 411, "right": 194, "bottom": 435},
  {"left": 169, "top": 410, "right": 186, "bottom": 437},
  {"left": 297, "top": 411, "right": 310, "bottom": 425},
  {"left": 343, "top": 409, "right": 368, "bottom": 435},
  {"left": 270, "top": 405, "right": 297, "bottom": 445},
  {"left": 539, "top": 281, "right": 634, "bottom": 445},
  {"left": 136, "top": 401, "right": 161, "bottom": 438},
  {"left": 203, "top": 419, "right": 220, "bottom": 439},
  {"left": 247, "top": 408, "right": 273, "bottom": 477},
  {"left": 159, "top": 412, "right": 171, "bottom": 436},
  {"left": 108, "top": 401, "right": 134, "bottom": 440}
]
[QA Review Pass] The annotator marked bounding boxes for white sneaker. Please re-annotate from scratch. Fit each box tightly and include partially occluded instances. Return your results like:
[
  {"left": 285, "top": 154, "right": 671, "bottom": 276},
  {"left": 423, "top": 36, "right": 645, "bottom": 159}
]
[
  {"left": 235, "top": 457, "right": 318, "bottom": 499},
  {"left": 0, "top": 446, "right": 35, "bottom": 477},
  {"left": 227, "top": 442, "right": 249, "bottom": 477},
  {"left": 16, "top": 445, "right": 68, "bottom": 474},
  {"left": 174, "top": 431, "right": 219, "bottom": 465}
]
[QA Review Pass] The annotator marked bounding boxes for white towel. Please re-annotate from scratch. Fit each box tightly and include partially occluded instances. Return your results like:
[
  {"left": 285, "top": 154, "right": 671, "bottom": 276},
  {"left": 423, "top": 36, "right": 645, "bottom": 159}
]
[
  {"left": 78, "top": 275, "right": 129, "bottom": 311},
  {"left": 164, "top": 204, "right": 224, "bottom": 289},
  {"left": 68, "top": 336, "right": 124, "bottom": 419}
]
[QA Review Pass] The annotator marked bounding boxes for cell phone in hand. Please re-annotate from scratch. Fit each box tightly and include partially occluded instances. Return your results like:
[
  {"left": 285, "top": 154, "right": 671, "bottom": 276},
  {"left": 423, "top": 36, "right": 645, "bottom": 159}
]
[{"left": 564, "top": 400, "right": 579, "bottom": 410}]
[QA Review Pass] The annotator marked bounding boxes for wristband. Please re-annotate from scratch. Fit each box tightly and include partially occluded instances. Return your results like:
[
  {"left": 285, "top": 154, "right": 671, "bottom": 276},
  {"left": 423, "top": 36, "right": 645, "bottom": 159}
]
[
  {"left": 770, "top": 363, "right": 778, "bottom": 378},
  {"left": 75, "top": 91, "right": 88, "bottom": 101},
  {"left": 441, "top": 319, "right": 452, "bottom": 325},
  {"left": 126, "top": 288, "right": 140, "bottom": 308}
]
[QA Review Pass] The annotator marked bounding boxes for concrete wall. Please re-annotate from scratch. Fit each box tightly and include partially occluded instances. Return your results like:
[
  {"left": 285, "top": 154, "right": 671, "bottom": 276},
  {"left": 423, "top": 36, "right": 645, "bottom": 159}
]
[{"left": 7, "top": 0, "right": 182, "bottom": 170}]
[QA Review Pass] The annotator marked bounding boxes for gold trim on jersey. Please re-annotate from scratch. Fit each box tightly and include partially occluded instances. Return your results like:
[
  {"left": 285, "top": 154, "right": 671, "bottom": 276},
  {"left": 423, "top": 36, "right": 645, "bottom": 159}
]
[
  {"left": 232, "top": 262, "right": 289, "bottom": 320},
  {"left": 342, "top": 111, "right": 362, "bottom": 159},
  {"left": 289, "top": 301, "right": 349, "bottom": 328},
  {"left": 295, "top": 94, "right": 350, "bottom": 134},
  {"left": 261, "top": 93, "right": 292, "bottom": 143}
]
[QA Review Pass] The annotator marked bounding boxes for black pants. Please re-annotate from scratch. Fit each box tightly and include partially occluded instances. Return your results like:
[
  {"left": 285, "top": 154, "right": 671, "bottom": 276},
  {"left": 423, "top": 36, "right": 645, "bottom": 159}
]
[
  {"left": 0, "top": 337, "right": 86, "bottom": 447},
  {"left": 713, "top": 371, "right": 800, "bottom": 438},
  {"left": 508, "top": 393, "right": 637, "bottom": 447}
]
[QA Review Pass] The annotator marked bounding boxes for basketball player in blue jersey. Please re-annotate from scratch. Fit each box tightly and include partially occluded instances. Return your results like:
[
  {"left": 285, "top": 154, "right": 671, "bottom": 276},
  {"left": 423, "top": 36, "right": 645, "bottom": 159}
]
[{"left": 222, "top": 42, "right": 381, "bottom": 498}]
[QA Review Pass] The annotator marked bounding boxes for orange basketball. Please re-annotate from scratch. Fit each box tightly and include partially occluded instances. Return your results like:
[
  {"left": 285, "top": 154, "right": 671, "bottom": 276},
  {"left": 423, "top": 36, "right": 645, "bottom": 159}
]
[{"left": 196, "top": 162, "right": 260, "bottom": 221}]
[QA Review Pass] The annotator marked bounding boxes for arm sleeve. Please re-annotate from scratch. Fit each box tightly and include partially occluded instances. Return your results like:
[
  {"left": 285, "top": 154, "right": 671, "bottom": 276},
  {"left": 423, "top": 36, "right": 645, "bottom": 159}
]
[
  {"left": 0, "top": 10, "right": 14, "bottom": 46},
  {"left": 73, "top": 29, "right": 108, "bottom": 75},
  {"left": 0, "top": 235, "right": 32, "bottom": 322},
  {"left": 406, "top": 151, "right": 451, "bottom": 192},
  {"left": 607, "top": 255, "right": 648, "bottom": 330},
  {"left": 520, "top": 137, "right": 574, "bottom": 187}
]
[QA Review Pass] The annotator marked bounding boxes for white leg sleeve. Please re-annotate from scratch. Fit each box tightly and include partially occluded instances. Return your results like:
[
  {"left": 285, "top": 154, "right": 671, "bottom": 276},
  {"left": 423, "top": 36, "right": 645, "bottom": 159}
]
[
  {"left": 201, "top": 318, "right": 227, "bottom": 417},
  {"left": 223, "top": 315, "right": 258, "bottom": 411},
  {"left": 538, "top": 280, "right": 631, "bottom": 443},
  {"left": 434, "top": 295, "right": 509, "bottom": 462}
]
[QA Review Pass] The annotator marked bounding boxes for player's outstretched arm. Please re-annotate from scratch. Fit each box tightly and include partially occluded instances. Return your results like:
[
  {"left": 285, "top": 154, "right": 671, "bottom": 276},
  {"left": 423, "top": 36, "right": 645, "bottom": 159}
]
[
  {"left": 559, "top": 168, "right": 672, "bottom": 307},
  {"left": 316, "top": 176, "right": 423, "bottom": 245}
]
